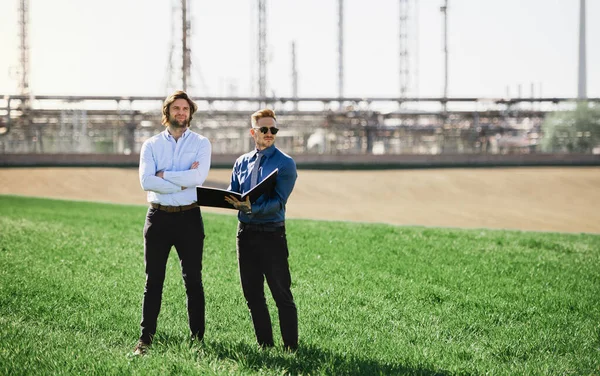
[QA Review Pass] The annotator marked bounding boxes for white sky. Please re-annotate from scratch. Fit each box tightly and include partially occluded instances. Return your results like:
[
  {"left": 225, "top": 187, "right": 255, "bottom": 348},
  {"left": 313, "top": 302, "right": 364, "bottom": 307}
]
[{"left": 0, "top": 0, "right": 598, "bottom": 99}]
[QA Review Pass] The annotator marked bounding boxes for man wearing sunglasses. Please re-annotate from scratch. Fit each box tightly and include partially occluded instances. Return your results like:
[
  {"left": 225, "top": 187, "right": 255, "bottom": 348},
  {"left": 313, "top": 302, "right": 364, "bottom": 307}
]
[{"left": 224, "top": 108, "right": 299, "bottom": 352}]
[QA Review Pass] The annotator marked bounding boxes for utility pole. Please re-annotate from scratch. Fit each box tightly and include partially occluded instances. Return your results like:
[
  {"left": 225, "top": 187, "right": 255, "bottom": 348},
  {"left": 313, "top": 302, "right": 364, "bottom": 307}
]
[
  {"left": 165, "top": 1, "right": 177, "bottom": 93},
  {"left": 414, "top": 0, "right": 419, "bottom": 99},
  {"left": 441, "top": 0, "right": 448, "bottom": 103},
  {"left": 181, "top": 0, "right": 191, "bottom": 92},
  {"left": 337, "top": 0, "right": 344, "bottom": 104},
  {"left": 398, "top": 0, "right": 409, "bottom": 98},
  {"left": 440, "top": 0, "right": 449, "bottom": 152},
  {"left": 577, "top": 0, "right": 587, "bottom": 100},
  {"left": 258, "top": 0, "right": 267, "bottom": 100},
  {"left": 166, "top": 0, "right": 192, "bottom": 93},
  {"left": 18, "top": 0, "right": 30, "bottom": 96},
  {"left": 291, "top": 41, "right": 298, "bottom": 110}
]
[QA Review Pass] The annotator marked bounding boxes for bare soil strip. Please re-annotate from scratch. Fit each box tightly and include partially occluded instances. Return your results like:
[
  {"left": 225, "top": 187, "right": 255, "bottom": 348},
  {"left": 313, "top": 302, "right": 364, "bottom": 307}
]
[{"left": 1, "top": 167, "right": 598, "bottom": 234}]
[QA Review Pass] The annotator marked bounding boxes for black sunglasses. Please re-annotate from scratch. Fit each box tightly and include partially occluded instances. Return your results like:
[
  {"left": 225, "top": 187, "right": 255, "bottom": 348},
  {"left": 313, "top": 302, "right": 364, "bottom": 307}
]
[{"left": 253, "top": 126, "right": 279, "bottom": 135}]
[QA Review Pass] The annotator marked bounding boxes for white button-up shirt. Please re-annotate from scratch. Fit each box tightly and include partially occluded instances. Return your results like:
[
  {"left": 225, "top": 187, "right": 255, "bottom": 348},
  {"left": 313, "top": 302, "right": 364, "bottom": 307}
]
[{"left": 139, "top": 128, "right": 211, "bottom": 206}]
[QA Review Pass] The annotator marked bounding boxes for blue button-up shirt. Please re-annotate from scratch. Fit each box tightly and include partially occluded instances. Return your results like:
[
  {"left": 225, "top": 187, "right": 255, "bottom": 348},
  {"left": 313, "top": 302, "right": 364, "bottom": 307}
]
[
  {"left": 139, "top": 128, "right": 211, "bottom": 206},
  {"left": 228, "top": 145, "right": 297, "bottom": 224}
]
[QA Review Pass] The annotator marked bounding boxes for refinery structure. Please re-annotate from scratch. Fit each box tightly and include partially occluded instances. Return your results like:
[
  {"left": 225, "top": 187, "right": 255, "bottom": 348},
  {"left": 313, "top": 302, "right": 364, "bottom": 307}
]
[{"left": 1, "top": 0, "right": 597, "bottom": 163}]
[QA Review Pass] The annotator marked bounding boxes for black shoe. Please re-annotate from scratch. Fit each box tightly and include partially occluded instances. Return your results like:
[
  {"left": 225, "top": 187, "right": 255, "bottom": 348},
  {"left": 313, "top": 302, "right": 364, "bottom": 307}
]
[
  {"left": 283, "top": 344, "right": 298, "bottom": 353},
  {"left": 133, "top": 340, "right": 150, "bottom": 356}
]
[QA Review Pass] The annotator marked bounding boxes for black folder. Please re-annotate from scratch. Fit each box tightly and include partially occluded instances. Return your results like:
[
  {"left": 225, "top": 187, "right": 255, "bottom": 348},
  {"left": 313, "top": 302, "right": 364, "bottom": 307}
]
[{"left": 196, "top": 169, "right": 278, "bottom": 209}]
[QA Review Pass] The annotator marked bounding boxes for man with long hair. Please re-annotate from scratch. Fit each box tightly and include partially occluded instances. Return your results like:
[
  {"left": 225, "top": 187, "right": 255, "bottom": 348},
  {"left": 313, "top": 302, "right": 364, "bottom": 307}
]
[{"left": 134, "top": 90, "right": 211, "bottom": 355}]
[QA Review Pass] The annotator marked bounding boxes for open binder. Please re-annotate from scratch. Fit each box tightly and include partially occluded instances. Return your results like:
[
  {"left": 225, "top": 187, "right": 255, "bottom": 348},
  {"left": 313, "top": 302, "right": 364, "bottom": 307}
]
[{"left": 196, "top": 168, "right": 278, "bottom": 209}]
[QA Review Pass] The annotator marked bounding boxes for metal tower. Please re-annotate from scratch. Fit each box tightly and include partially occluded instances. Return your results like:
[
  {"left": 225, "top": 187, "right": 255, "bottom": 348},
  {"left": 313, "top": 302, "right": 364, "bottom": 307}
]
[
  {"left": 18, "top": 0, "right": 30, "bottom": 96},
  {"left": 165, "top": 0, "right": 192, "bottom": 93},
  {"left": 441, "top": 0, "right": 448, "bottom": 101},
  {"left": 577, "top": 0, "right": 587, "bottom": 99},
  {"left": 257, "top": 0, "right": 267, "bottom": 98},
  {"left": 291, "top": 41, "right": 298, "bottom": 110},
  {"left": 414, "top": 0, "right": 419, "bottom": 98},
  {"left": 398, "top": 0, "right": 409, "bottom": 98},
  {"left": 165, "top": 1, "right": 177, "bottom": 93},
  {"left": 337, "top": 0, "right": 344, "bottom": 100},
  {"left": 182, "top": 0, "right": 191, "bottom": 92}
]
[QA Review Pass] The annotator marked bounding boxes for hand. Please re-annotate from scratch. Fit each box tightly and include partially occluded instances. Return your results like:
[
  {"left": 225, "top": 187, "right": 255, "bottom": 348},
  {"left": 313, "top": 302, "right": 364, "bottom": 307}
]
[
  {"left": 180, "top": 162, "right": 199, "bottom": 190},
  {"left": 225, "top": 195, "right": 251, "bottom": 214},
  {"left": 155, "top": 170, "right": 164, "bottom": 178}
]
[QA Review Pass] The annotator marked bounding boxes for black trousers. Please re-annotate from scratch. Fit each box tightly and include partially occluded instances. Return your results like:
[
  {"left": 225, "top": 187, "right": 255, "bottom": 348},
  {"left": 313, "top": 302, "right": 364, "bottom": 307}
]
[
  {"left": 236, "top": 223, "right": 298, "bottom": 349},
  {"left": 139, "top": 207, "right": 205, "bottom": 343}
]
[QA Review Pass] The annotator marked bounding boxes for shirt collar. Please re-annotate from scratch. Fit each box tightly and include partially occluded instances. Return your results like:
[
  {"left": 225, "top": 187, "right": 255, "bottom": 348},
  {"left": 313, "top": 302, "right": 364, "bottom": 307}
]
[
  {"left": 254, "top": 145, "right": 275, "bottom": 159},
  {"left": 162, "top": 128, "right": 189, "bottom": 140}
]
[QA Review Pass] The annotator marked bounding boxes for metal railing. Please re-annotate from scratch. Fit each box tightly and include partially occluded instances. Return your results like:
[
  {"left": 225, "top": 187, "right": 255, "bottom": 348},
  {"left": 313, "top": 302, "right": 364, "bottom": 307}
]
[{"left": 1, "top": 94, "right": 597, "bottom": 156}]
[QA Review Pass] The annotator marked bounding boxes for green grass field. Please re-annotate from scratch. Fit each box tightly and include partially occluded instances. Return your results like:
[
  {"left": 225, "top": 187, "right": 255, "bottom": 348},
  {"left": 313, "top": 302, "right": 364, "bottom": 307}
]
[{"left": 0, "top": 195, "right": 599, "bottom": 375}]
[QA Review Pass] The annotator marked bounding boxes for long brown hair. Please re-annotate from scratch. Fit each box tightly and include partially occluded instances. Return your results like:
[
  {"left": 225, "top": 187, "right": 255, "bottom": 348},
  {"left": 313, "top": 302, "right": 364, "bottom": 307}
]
[{"left": 161, "top": 90, "right": 198, "bottom": 126}]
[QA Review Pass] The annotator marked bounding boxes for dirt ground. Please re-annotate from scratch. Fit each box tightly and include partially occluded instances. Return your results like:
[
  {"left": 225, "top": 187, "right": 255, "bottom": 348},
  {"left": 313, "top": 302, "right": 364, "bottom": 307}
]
[{"left": 1, "top": 167, "right": 599, "bottom": 234}]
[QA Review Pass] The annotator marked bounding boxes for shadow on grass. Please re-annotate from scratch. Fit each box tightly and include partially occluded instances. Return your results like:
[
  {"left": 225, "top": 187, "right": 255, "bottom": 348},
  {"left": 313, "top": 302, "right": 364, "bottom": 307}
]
[{"left": 203, "top": 340, "right": 448, "bottom": 376}]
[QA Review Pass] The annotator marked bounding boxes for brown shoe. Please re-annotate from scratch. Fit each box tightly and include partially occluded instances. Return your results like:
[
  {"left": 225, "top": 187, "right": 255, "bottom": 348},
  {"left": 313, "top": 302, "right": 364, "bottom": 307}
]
[{"left": 133, "top": 340, "right": 150, "bottom": 356}]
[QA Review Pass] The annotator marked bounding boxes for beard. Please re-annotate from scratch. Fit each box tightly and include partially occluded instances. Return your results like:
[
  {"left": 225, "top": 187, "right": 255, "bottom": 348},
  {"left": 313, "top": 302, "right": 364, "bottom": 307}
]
[{"left": 168, "top": 116, "right": 188, "bottom": 129}]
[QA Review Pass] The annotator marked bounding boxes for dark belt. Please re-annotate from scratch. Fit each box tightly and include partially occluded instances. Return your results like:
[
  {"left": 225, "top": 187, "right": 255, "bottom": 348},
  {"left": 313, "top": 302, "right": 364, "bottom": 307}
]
[
  {"left": 239, "top": 221, "right": 285, "bottom": 232},
  {"left": 151, "top": 203, "right": 198, "bottom": 213}
]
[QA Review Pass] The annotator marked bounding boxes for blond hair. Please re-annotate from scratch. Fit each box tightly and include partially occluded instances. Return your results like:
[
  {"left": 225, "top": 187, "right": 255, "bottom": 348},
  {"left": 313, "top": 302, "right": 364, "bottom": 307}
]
[{"left": 250, "top": 108, "right": 277, "bottom": 127}]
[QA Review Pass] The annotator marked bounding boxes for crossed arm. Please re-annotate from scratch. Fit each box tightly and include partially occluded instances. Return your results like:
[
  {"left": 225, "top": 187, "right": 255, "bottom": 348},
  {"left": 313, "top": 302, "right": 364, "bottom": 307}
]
[
  {"left": 156, "top": 161, "right": 199, "bottom": 190},
  {"left": 139, "top": 140, "right": 211, "bottom": 194}
]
